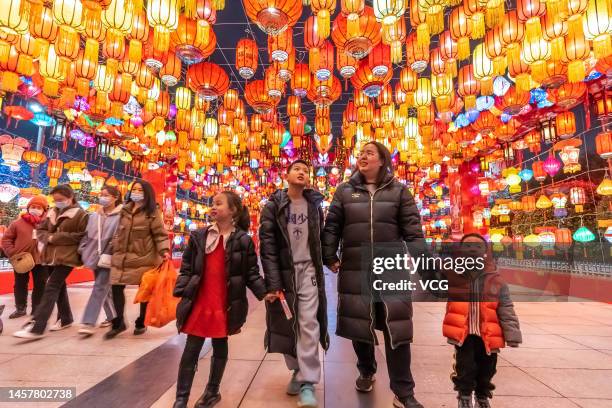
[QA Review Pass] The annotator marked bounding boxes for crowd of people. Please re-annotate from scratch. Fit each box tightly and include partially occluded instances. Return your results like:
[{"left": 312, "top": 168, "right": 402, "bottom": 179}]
[{"left": 0, "top": 142, "right": 522, "bottom": 408}]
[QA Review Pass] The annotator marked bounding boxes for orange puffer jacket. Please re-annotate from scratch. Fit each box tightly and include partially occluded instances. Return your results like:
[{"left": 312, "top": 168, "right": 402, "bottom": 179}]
[{"left": 442, "top": 272, "right": 522, "bottom": 354}]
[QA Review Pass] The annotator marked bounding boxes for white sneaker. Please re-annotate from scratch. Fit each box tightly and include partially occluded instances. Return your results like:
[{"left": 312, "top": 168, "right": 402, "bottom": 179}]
[
  {"left": 49, "top": 321, "right": 72, "bottom": 331},
  {"left": 13, "top": 324, "right": 43, "bottom": 340},
  {"left": 78, "top": 324, "right": 95, "bottom": 336}
]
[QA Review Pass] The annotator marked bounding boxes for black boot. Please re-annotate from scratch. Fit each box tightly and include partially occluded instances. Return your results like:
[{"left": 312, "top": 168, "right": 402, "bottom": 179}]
[
  {"left": 172, "top": 361, "right": 197, "bottom": 408},
  {"left": 9, "top": 307, "right": 26, "bottom": 319},
  {"left": 194, "top": 357, "right": 227, "bottom": 408}
]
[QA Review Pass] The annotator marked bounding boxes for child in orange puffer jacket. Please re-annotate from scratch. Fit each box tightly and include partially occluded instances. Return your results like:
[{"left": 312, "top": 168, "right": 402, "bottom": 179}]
[{"left": 443, "top": 234, "right": 522, "bottom": 408}]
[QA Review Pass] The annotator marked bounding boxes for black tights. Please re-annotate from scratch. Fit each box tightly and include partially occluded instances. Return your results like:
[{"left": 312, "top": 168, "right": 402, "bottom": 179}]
[
  {"left": 182, "top": 335, "right": 229, "bottom": 364},
  {"left": 111, "top": 285, "right": 147, "bottom": 329}
]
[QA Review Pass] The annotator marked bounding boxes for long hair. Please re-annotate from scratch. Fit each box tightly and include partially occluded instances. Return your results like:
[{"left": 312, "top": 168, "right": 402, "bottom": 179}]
[
  {"left": 360, "top": 141, "right": 394, "bottom": 186},
  {"left": 221, "top": 191, "right": 250, "bottom": 231},
  {"left": 101, "top": 184, "right": 122, "bottom": 207},
  {"left": 126, "top": 180, "right": 157, "bottom": 216}
]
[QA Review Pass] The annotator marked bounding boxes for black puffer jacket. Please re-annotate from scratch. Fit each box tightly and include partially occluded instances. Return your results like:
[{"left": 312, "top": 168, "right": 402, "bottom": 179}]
[
  {"left": 174, "top": 227, "right": 267, "bottom": 334},
  {"left": 322, "top": 170, "right": 426, "bottom": 348},
  {"left": 259, "top": 189, "right": 330, "bottom": 357}
]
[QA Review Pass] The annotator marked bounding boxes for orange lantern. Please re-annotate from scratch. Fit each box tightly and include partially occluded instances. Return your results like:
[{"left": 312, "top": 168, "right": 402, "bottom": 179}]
[
  {"left": 555, "top": 111, "right": 576, "bottom": 139},
  {"left": 596, "top": 131, "right": 612, "bottom": 159},
  {"left": 564, "top": 25, "right": 590, "bottom": 82},
  {"left": 449, "top": 6, "right": 472, "bottom": 60},
  {"left": 287, "top": 95, "right": 301, "bottom": 117},
  {"left": 291, "top": 62, "right": 311, "bottom": 97},
  {"left": 243, "top": 0, "right": 302, "bottom": 35},
  {"left": 405, "top": 32, "right": 429, "bottom": 73},
  {"left": 532, "top": 160, "right": 546, "bottom": 182},
  {"left": 22, "top": 150, "right": 47, "bottom": 168},
  {"left": 236, "top": 38, "right": 258, "bottom": 80},
  {"left": 331, "top": 6, "right": 381, "bottom": 59},
  {"left": 126, "top": 10, "right": 148, "bottom": 64},
  {"left": 46, "top": 159, "right": 64, "bottom": 187},
  {"left": 187, "top": 62, "right": 230, "bottom": 101},
  {"left": 500, "top": 10, "right": 525, "bottom": 71},
  {"left": 245, "top": 79, "right": 278, "bottom": 114},
  {"left": 160, "top": 52, "right": 182, "bottom": 87},
  {"left": 351, "top": 58, "right": 392, "bottom": 98},
  {"left": 337, "top": 49, "right": 358, "bottom": 79},
  {"left": 171, "top": 15, "right": 216, "bottom": 65},
  {"left": 268, "top": 27, "right": 293, "bottom": 62},
  {"left": 521, "top": 195, "right": 536, "bottom": 212}
]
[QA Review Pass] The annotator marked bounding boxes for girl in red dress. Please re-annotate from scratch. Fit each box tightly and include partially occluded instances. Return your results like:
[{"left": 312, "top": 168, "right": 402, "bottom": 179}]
[{"left": 173, "top": 191, "right": 275, "bottom": 408}]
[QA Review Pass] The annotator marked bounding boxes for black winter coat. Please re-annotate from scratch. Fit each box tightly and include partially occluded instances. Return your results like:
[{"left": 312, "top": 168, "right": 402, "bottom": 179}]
[
  {"left": 174, "top": 227, "right": 267, "bottom": 334},
  {"left": 322, "top": 171, "right": 426, "bottom": 348},
  {"left": 259, "top": 189, "right": 330, "bottom": 357}
]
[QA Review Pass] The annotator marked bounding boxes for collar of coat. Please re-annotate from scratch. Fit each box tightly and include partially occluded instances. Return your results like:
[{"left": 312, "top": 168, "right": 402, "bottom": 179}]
[
  {"left": 191, "top": 225, "right": 244, "bottom": 251},
  {"left": 48, "top": 205, "right": 81, "bottom": 225},
  {"left": 348, "top": 169, "right": 395, "bottom": 190},
  {"left": 97, "top": 204, "right": 123, "bottom": 216},
  {"left": 269, "top": 188, "right": 325, "bottom": 214}
]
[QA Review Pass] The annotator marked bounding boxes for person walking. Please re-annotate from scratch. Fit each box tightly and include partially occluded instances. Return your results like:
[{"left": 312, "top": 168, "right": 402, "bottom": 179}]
[
  {"left": 444, "top": 234, "right": 522, "bottom": 408},
  {"left": 106, "top": 180, "right": 170, "bottom": 339},
  {"left": 1, "top": 195, "right": 49, "bottom": 318},
  {"left": 322, "top": 141, "right": 426, "bottom": 408},
  {"left": 14, "top": 185, "right": 88, "bottom": 339},
  {"left": 77, "top": 185, "right": 123, "bottom": 336},
  {"left": 259, "top": 159, "right": 330, "bottom": 408},
  {"left": 172, "top": 191, "right": 270, "bottom": 408}
]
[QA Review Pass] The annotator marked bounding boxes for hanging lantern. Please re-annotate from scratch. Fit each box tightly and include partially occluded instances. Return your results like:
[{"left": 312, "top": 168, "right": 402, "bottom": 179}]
[
  {"left": 245, "top": 79, "right": 278, "bottom": 113},
  {"left": 536, "top": 194, "right": 553, "bottom": 209},
  {"left": 597, "top": 177, "right": 612, "bottom": 196},
  {"left": 521, "top": 195, "right": 536, "bottom": 212},
  {"left": 0, "top": 136, "right": 29, "bottom": 171},
  {"left": 405, "top": 32, "right": 429, "bottom": 73},
  {"left": 331, "top": 6, "right": 381, "bottom": 59},
  {"left": 450, "top": 6, "right": 472, "bottom": 60},
  {"left": 351, "top": 59, "right": 392, "bottom": 98},
  {"left": 543, "top": 154, "right": 562, "bottom": 178},
  {"left": 550, "top": 193, "right": 568, "bottom": 217},
  {"left": 171, "top": 15, "right": 216, "bottom": 64},
  {"left": 0, "top": 0, "right": 29, "bottom": 35},
  {"left": 564, "top": 23, "right": 590, "bottom": 83},
  {"left": 570, "top": 186, "right": 586, "bottom": 212},
  {"left": 268, "top": 26, "right": 293, "bottom": 62},
  {"left": 147, "top": 0, "right": 179, "bottom": 53},
  {"left": 187, "top": 62, "right": 230, "bottom": 101},
  {"left": 0, "top": 184, "right": 19, "bottom": 203},
  {"left": 596, "top": 132, "right": 612, "bottom": 160},
  {"left": 555, "top": 111, "right": 576, "bottom": 139},
  {"left": 243, "top": 0, "right": 302, "bottom": 35},
  {"left": 573, "top": 226, "right": 595, "bottom": 243},
  {"left": 22, "top": 151, "right": 47, "bottom": 168},
  {"left": 532, "top": 160, "right": 546, "bottom": 182},
  {"left": 368, "top": 42, "right": 391, "bottom": 78},
  {"left": 236, "top": 38, "right": 258, "bottom": 79},
  {"left": 46, "top": 158, "right": 64, "bottom": 187},
  {"left": 582, "top": 0, "right": 611, "bottom": 59}
]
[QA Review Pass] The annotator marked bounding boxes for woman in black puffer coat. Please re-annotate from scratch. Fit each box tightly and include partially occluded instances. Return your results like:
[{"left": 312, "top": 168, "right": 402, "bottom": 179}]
[
  {"left": 322, "top": 141, "right": 427, "bottom": 408},
  {"left": 173, "top": 191, "right": 268, "bottom": 408}
]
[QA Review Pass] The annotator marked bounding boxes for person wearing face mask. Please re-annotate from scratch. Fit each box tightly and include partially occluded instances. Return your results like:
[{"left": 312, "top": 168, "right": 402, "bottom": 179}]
[
  {"left": 1, "top": 195, "right": 49, "bottom": 319},
  {"left": 77, "top": 185, "right": 124, "bottom": 336},
  {"left": 106, "top": 180, "right": 170, "bottom": 339},
  {"left": 14, "top": 185, "right": 88, "bottom": 339}
]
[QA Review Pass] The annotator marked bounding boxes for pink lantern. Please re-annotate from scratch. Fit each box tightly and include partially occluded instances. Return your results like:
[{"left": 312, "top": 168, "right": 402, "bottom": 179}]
[{"left": 543, "top": 155, "right": 561, "bottom": 177}]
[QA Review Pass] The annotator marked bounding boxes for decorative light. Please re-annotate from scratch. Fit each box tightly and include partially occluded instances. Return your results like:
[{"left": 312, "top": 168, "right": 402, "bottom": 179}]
[{"left": 573, "top": 226, "right": 596, "bottom": 243}]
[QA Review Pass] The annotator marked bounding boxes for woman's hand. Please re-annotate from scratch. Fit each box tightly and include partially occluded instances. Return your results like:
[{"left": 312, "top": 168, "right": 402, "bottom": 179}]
[{"left": 264, "top": 292, "right": 279, "bottom": 302}]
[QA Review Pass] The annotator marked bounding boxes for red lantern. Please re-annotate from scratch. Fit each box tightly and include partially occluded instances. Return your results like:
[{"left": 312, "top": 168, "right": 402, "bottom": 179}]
[
  {"left": 555, "top": 111, "right": 577, "bottom": 139},
  {"left": 187, "top": 62, "right": 230, "bottom": 101},
  {"left": 171, "top": 15, "right": 216, "bottom": 65},
  {"left": 331, "top": 6, "right": 381, "bottom": 59},
  {"left": 236, "top": 38, "right": 258, "bottom": 80},
  {"left": 291, "top": 63, "right": 311, "bottom": 97},
  {"left": 245, "top": 80, "right": 278, "bottom": 114}
]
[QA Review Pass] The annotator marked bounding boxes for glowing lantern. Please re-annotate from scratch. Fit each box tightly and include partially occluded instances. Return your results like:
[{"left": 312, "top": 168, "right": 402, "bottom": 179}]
[
  {"left": 147, "top": 0, "right": 179, "bottom": 53},
  {"left": 570, "top": 187, "right": 586, "bottom": 212},
  {"left": 564, "top": 24, "right": 590, "bottom": 83},
  {"left": 573, "top": 226, "right": 595, "bottom": 243},
  {"left": 187, "top": 62, "right": 230, "bottom": 101},
  {"left": 582, "top": 0, "right": 611, "bottom": 59},
  {"left": 243, "top": 0, "right": 302, "bottom": 36},
  {"left": 506, "top": 173, "right": 522, "bottom": 193},
  {"left": 550, "top": 193, "right": 568, "bottom": 217},
  {"left": 521, "top": 195, "right": 536, "bottom": 212},
  {"left": 46, "top": 159, "right": 64, "bottom": 187},
  {"left": 332, "top": 6, "right": 381, "bottom": 59},
  {"left": 524, "top": 233, "right": 540, "bottom": 247},
  {"left": 559, "top": 145, "right": 581, "bottom": 174},
  {"left": 555, "top": 228, "right": 573, "bottom": 248},
  {"left": 0, "top": 0, "right": 29, "bottom": 35},
  {"left": 597, "top": 178, "right": 612, "bottom": 196},
  {"left": 555, "top": 112, "right": 576, "bottom": 139},
  {"left": 39, "top": 45, "right": 65, "bottom": 97},
  {"left": 0, "top": 136, "right": 29, "bottom": 171},
  {"left": 89, "top": 170, "right": 108, "bottom": 194},
  {"left": 450, "top": 6, "right": 472, "bottom": 60},
  {"left": 596, "top": 132, "right": 612, "bottom": 162},
  {"left": 22, "top": 151, "right": 47, "bottom": 168},
  {"left": 543, "top": 155, "right": 561, "bottom": 178},
  {"left": 268, "top": 27, "right": 293, "bottom": 62}
]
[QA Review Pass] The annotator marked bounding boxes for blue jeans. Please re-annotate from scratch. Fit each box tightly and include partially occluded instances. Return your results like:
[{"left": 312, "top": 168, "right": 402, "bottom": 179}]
[{"left": 81, "top": 268, "right": 116, "bottom": 326}]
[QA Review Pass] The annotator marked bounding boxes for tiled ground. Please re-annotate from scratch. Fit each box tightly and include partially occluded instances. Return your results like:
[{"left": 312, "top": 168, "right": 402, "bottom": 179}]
[{"left": 0, "top": 273, "right": 611, "bottom": 408}]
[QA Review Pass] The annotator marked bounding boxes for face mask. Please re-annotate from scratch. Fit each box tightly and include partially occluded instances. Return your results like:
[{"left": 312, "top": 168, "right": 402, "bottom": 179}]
[
  {"left": 99, "top": 196, "right": 113, "bottom": 207},
  {"left": 54, "top": 201, "right": 69, "bottom": 210},
  {"left": 131, "top": 192, "right": 144, "bottom": 202},
  {"left": 28, "top": 208, "right": 43, "bottom": 217}
]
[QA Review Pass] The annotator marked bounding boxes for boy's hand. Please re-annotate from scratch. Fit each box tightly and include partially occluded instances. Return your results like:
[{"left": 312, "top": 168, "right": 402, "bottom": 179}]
[{"left": 264, "top": 292, "right": 279, "bottom": 302}]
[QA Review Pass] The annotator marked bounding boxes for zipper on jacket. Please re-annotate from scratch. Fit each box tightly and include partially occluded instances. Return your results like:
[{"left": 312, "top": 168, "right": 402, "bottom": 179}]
[
  {"left": 367, "top": 179, "right": 394, "bottom": 345},
  {"left": 278, "top": 203, "right": 299, "bottom": 354}
]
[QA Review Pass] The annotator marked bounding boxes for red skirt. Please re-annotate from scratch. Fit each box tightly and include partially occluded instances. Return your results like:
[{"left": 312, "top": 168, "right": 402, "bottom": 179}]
[{"left": 181, "top": 237, "right": 228, "bottom": 338}]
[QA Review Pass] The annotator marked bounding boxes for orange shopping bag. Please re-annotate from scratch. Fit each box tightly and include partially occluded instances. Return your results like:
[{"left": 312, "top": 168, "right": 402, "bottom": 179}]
[
  {"left": 145, "top": 260, "right": 180, "bottom": 328},
  {"left": 134, "top": 266, "right": 161, "bottom": 304}
]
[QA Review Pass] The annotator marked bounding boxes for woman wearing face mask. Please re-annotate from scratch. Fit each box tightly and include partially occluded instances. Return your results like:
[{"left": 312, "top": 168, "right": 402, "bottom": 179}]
[
  {"left": 106, "top": 180, "right": 170, "bottom": 339},
  {"left": 14, "top": 185, "right": 88, "bottom": 339},
  {"left": 322, "top": 142, "right": 427, "bottom": 408},
  {"left": 77, "top": 185, "right": 123, "bottom": 336},
  {"left": 1, "top": 195, "right": 49, "bottom": 319}
]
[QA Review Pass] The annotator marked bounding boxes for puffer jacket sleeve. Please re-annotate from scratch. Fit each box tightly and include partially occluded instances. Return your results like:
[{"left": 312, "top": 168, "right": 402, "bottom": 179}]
[
  {"left": 173, "top": 232, "right": 195, "bottom": 297},
  {"left": 498, "top": 283, "right": 522, "bottom": 345},
  {"left": 259, "top": 201, "right": 282, "bottom": 292},
  {"left": 49, "top": 211, "right": 88, "bottom": 245},
  {"left": 245, "top": 237, "right": 267, "bottom": 300},
  {"left": 322, "top": 184, "right": 345, "bottom": 265},
  {"left": 1, "top": 221, "right": 18, "bottom": 257},
  {"left": 151, "top": 210, "right": 170, "bottom": 255},
  {"left": 398, "top": 186, "right": 424, "bottom": 241}
]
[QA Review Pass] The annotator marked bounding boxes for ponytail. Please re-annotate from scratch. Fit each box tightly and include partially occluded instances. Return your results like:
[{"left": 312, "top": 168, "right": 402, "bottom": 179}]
[{"left": 221, "top": 191, "right": 250, "bottom": 231}]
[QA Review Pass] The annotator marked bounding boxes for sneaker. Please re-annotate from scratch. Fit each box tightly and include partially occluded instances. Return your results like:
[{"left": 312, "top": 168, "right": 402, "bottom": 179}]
[
  {"left": 99, "top": 319, "right": 112, "bottom": 328},
  {"left": 78, "top": 324, "right": 95, "bottom": 336},
  {"left": 355, "top": 374, "right": 375, "bottom": 392},
  {"left": 297, "top": 384, "right": 317, "bottom": 408},
  {"left": 49, "top": 320, "right": 72, "bottom": 331},
  {"left": 393, "top": 395, "right": 425, "bottom": 408},
  {"left": 104, "top": 324, "right": 127, "bottom": 340},
  {"left": 9, "top": 308, "right": 26, "bottom": 319},
  {"left": 286, "top": 370, "right": 301, "bottom": 396},
  {"left": 475, "top": 397, "right": 491, "bottom": 408},
  {"left": 13, "top": 323, "right": 44, "bottom": 340},
  {"left": 457, "top": 394, "right": 474, "bottom": 408}
]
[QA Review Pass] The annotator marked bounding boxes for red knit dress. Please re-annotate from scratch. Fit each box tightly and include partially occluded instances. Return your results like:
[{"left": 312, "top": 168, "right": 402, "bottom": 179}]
[{"left": 181, "top": 236, "right": 228, "bottom": 338}]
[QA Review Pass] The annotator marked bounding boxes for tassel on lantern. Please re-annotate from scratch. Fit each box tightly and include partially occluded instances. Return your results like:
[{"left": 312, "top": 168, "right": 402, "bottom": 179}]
[
  {"left": 593, "top": 34, "right": 612, "bottom": 59},
  {"left": 0, "top": 72, "right": 19, "bottom": 93},
  {"left": 464, "top": 94, "right": 477, "bottom": 110},
  {"left": 184, "top": 0, "right": 196, "bottom": 17},
  {"left": 154, "top": 27, "right": 170, "bottom": 53},
  {"left": 485, "top": 1, "right": 504, "bottom": 29},
  {"left": 516, "top": 73, "right": 531, "bottom": 92},
  {"left": 471, "top": 13, "right": 485, "bottom": 39},
  {"left": 493, "top": 56, "right": 507, "bottom": 76},
  {"left": 525, "top": 17, "right": 543, "bottom": 43},
  {"left": 446, "top": 60, "right": 457, "bottom": 77},
  {"left": 391, "top": 41, "right": 402, "bottom": 64},
  {"left": 551, "top": 37, "right": 565, "bottom": 61},
  {"left": 196, "top": 21, "right": 210, "bottom": 45},
  {"left": 457, "top": 37, "right": 470, "bottom": 60},
  {"left": 426, "top": 10, "right": 444, "bottom": 35},
  {"left": 129, "top": 40, "right": 142, "bottom": 64},
  {"left": 567, "top": 60, "right": 585, "bottom": 83},
  {"left": 309, "top": 47, "right": 320, "bottom": 74},
  {"left": 17, "top": 55, "right": 33, "bottom": 76},
  {"left": 546, "top": 0, "right": 563, "bottom": 17},
  {"left": 417, "top": 23, "right": 430, "bottom": 49},
  {"left": 347, "top": 13, "right": 360, "bottom": 38},
  {"left": 530, "top": 61, "right": 547, "bottom": 82},
  {"left": 84, "top": 39, "right": 99, "bottom": 65},
  {"left": 316, "top": 10, "right": 330, "bottom": 39},
  {"left": 43, "top": 78, "right": 59, "bottom": 97},
  {"left": 213, "top": 0, "right": 224, "bottom": 10},
  {"left": 481, "top": 78, "right": 493, "bottom": 95}
]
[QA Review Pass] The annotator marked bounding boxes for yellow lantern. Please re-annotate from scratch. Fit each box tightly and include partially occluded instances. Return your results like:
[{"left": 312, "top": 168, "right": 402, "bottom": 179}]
[
  {"left": 52, "top": 0, "right": 84, "bottom": 32},
  {"left": 39, "top": 45, "right": 65, "bottom": 97},
  {"left": 0, "top": 0, "right": 29, "bottom": 35},
  {"left": 536, "top": 194, "right": 552, "bottom": 209},
  {"left": 94, "top": 64, "right": 114, "bottom": 107},
  {"left": 147, "top": 0, "right": 179, "bottom": 53},
  {"left": 204, "top": 117, "right": 218, "bottom": 138},
  {"left": 582, "top": 0, "right": 611, "bottom": 59},
  {"left": 175, "top": 87, "right": 192, "bottom": 110}
]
